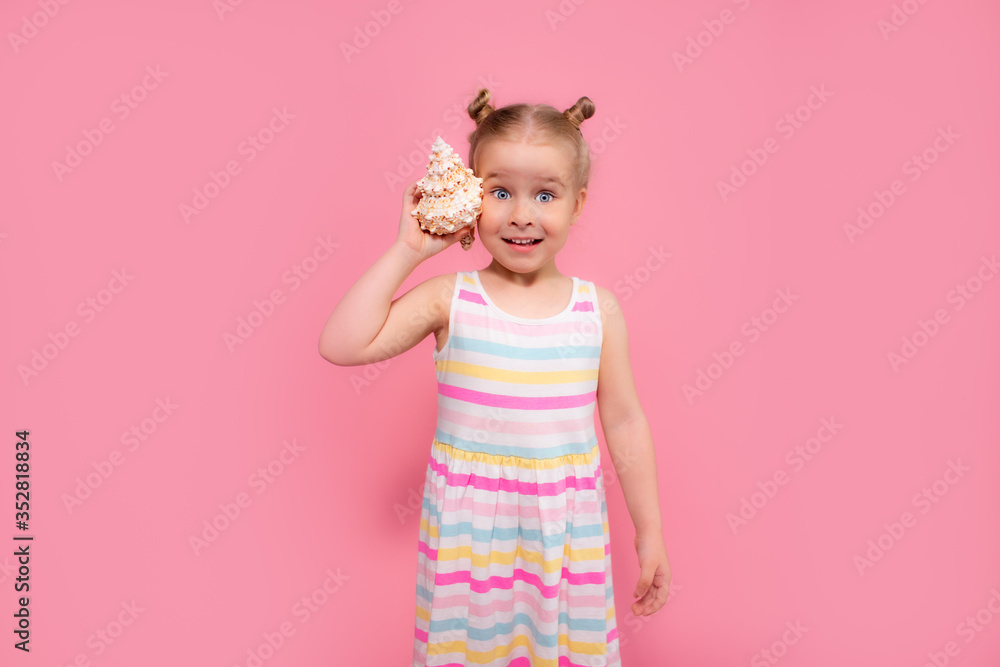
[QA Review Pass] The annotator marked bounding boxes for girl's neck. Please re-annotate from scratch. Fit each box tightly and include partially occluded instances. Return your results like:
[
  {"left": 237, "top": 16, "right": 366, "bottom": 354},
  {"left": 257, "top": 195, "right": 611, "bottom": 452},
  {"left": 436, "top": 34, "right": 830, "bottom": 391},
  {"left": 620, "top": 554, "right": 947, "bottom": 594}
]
[{"left": 481, "top": 259, "right": 564, "bottom": 288}]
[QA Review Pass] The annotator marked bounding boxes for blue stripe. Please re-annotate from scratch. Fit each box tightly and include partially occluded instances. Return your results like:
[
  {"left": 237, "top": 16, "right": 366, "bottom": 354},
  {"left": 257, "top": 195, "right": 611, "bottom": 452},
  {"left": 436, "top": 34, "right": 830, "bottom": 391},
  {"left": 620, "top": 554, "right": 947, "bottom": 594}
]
[
  {"left": 435, "top": 612, "right": 607, "bottom": 643},
  {"left": 434, "top": 429, "right": 598, "bottom": 459},
  {"left": 419, "top": 511, "right": 606, "bottom": 547},
  {"left": 410, "top": 599, "right": 609, "bottom": 642},
  {"left": 450, "top": 335, "right": 600, "bottom": 360}
]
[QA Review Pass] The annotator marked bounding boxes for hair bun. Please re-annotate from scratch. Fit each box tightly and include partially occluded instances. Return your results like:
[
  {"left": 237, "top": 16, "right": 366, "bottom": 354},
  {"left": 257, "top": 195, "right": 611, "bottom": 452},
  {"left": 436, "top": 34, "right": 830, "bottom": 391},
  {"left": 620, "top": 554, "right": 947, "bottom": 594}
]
[
  {"left": 468, "top": 88, "right": 495, "bottom": 126},
  {"left": 563, "top": 96, "right": 595, "bottom": 130}
]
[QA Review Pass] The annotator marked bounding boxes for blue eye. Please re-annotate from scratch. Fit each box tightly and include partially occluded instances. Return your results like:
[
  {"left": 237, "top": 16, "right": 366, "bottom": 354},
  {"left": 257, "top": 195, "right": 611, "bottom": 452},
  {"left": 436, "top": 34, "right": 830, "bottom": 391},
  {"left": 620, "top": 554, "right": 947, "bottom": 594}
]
[{"left": 491, "top": 189, "right": 554, "bottom": 203}]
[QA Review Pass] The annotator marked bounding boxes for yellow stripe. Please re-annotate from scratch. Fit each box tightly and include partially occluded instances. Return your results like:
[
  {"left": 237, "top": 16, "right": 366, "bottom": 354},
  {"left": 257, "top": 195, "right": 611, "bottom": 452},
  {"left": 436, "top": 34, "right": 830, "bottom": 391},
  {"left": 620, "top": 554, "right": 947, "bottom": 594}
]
[
  {"left": 417, "top": 603, "right": 616, "bottom": 638},
  {"left": 433, "top": 440, "right": 599, "bottom": 467},
  {"left": 428, "top": 634, "right": 608, "bottom": 662},
  {"left": 420, "top": 541, "right": 607, "bottom": 572},
  {"left": 435, "top": 359, "right": 598, "bottom": 384},
  {"left": 462, "top": 275, "right": 476, "bottom": 284},
  {"left": 415, "top": 604, "right": 431, "bottom": 622},
  {"left": 578, "top": 284, "right": 590, "bottom": 292},
  {"left": 419, "top": 518, "right": 440, "bottom": 539}
]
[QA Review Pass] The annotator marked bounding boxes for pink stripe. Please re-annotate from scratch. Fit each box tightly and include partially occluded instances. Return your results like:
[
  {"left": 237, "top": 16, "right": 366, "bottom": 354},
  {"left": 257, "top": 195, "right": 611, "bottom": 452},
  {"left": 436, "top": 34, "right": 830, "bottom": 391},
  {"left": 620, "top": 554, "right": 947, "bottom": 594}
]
[
  {"left": 572, "top": 301, "right": 594, "bottom": 312},
  {"left": 437, "top": 405, "right": 594, "bottom": 435},
  {"left": 427, "top": 496, "right": 603, "bottom": 521},
  {"left": 414, "top": 584, "right": 605, "bottom": 623},
  {"left": 418, "top": 539, "right": 437, "bottom": 560},
  {"left": 428, "top": 457, "right": 598, "bottom": 495},
  {"left": 430, "top": 445, "right": 602, "bottom": 476},
  {"left": 463, "top": 592, "right": 603, "bottom": 620},
  {"left": 439, "top": 383, "right": 596, "bottom": 410},
  {"left": 435, "top": 566, "right": 605, "bottom": 596},
  {"left": 454, "top": 309, "right": 589, "bottom": 336},
  {"left": 560, "top": 658, "right": 608, "bottom": 667},
  {"left": 458, "top": 289, "right": 487, "bottom": 305},
  {"left": 413, "top": 655, "right": 602, "bottom": 667},
  {"left": 463, "top": 498, "right": 603, "bottom": 519},
  {"left": 411, "top": 655, "right": 599, "bottom": 667}
]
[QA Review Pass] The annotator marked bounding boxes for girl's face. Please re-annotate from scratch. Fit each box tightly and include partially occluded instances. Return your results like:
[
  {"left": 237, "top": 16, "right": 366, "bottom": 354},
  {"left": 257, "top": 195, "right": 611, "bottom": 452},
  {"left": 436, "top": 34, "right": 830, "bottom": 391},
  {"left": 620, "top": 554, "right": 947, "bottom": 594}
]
[{"left": 474, "top": 137, "right": 586, "bottom": 277}]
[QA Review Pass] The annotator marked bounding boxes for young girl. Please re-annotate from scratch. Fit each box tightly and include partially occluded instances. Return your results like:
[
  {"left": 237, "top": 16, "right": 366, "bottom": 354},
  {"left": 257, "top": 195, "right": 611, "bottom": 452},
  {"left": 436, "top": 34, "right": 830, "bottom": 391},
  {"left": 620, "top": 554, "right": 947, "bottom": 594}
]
[{"left": 319, "top": 89, "right": 670, "bottom": 666}]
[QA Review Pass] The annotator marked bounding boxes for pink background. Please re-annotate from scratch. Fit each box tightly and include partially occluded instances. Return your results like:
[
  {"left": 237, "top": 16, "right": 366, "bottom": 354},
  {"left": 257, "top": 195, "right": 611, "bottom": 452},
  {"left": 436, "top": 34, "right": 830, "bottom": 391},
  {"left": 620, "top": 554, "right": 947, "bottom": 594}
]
[{"left": 2, "top": 0, "right": 999, "bottom": 665}]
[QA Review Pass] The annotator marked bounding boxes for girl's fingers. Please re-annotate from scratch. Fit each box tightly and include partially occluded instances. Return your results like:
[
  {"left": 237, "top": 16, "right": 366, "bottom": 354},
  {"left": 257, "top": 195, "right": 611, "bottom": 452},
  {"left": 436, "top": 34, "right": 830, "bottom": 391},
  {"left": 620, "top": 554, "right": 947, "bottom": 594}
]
[{"left": 631, "top": 581, "right": 669, "bottom": 616}]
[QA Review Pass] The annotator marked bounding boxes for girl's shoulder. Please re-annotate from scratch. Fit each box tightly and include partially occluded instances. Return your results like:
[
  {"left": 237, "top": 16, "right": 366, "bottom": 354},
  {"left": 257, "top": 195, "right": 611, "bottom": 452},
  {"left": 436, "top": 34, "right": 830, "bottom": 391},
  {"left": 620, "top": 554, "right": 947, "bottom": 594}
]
[
  {"left": 396, "top": 271, "right": 459, "bottom": 331},
  {"left": 428, "top": 271, "right": 459, "bottom": 310},
  {"left": 584, "top": 280, "right": 625, "bottom": 328}
]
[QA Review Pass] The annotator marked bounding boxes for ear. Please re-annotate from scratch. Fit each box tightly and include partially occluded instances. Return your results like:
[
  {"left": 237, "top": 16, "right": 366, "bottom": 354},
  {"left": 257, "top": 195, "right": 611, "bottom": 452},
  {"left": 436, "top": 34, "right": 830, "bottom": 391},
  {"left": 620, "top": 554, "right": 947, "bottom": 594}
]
[{"left": 570, "top": 187, "right": 587, "bottom": 225}]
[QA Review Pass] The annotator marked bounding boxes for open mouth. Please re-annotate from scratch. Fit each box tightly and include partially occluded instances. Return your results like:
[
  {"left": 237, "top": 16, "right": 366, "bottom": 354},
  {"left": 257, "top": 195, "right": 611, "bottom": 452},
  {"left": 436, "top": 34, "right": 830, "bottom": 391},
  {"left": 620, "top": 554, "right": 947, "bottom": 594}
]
[{"left": 503, "top": 238, "right": 542, "bottom": 246}]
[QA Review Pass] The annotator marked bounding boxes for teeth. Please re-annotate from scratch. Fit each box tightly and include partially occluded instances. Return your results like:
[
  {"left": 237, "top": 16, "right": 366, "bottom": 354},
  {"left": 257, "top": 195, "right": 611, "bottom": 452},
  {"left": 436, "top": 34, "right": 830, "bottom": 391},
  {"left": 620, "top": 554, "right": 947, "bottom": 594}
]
[{"left": 508, "top": 239, "right": 538, "bottom": 245}]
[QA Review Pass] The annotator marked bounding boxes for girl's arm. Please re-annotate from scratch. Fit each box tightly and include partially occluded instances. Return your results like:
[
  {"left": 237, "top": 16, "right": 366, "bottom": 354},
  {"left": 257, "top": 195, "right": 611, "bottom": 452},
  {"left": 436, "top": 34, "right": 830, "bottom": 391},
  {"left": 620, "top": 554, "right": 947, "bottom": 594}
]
[
  {"left": 595, "top": 286, "right": 663, "bottom": 534},
  {"left": 594, "top": 286, "right": 672, "bottom": 616},
  {"left": 318, "top": 181, "right": 471, "bottom": 366}
]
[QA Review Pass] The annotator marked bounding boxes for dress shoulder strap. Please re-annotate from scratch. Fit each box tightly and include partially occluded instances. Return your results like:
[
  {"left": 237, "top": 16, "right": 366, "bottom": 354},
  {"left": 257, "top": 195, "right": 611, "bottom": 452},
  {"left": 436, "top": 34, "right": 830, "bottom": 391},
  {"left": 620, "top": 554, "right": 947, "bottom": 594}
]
[{"left": 432, "top": 271, "right": 471, "bottom": 362}]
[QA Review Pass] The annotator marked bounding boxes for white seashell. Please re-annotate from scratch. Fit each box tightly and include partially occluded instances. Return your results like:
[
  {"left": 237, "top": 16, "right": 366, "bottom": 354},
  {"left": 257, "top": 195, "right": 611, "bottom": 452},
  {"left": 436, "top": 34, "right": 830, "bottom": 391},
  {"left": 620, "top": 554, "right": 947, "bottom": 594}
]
[{"left": 411, "top": 137, "right": 483, "bottom": 247}]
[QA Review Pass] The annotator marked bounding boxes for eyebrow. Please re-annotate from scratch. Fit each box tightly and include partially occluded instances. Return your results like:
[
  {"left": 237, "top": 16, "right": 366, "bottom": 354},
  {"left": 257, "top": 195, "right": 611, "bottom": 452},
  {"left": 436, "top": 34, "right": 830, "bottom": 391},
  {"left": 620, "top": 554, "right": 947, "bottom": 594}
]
[{"left": 483, "top": 171, "right": 565, "bottom": 186}]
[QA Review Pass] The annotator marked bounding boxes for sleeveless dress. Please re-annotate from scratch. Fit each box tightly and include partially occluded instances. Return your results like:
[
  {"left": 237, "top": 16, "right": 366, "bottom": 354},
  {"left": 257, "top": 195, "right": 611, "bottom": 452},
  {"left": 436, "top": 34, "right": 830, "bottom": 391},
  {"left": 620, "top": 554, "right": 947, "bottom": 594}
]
[{"left": 413, "top": 269, "right": 621, "bottom": 667}]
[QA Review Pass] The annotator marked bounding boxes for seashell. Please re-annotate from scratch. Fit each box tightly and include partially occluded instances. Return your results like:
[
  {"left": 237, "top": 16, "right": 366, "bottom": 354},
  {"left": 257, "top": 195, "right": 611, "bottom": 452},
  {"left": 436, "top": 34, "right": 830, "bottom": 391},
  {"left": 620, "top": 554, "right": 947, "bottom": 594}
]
[{"left": 411, "top": 136, "right": 483, "bottom": 250}]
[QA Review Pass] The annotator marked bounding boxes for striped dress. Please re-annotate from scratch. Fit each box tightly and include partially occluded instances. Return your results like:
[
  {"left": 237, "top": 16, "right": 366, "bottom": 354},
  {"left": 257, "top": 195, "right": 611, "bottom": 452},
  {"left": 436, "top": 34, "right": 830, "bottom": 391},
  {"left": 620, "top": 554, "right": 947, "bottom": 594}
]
[{"left": 414, "top": 269, "right": 620, "bottom": 667}]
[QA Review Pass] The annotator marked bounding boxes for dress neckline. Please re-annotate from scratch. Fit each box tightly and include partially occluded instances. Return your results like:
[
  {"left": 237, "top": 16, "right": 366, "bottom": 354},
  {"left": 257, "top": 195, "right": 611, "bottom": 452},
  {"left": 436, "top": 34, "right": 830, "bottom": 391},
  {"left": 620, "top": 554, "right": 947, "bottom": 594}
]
[{"left": 472, "top": 270, "right": 578, "bottom": 325}]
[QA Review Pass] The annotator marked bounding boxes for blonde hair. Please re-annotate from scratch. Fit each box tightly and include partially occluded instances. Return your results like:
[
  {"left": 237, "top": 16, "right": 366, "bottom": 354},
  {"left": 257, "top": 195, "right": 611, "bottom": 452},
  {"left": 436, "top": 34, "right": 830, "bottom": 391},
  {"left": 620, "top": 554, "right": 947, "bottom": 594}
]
[{"left": 466, "top": 88, "right": 596, "bottom": 192}]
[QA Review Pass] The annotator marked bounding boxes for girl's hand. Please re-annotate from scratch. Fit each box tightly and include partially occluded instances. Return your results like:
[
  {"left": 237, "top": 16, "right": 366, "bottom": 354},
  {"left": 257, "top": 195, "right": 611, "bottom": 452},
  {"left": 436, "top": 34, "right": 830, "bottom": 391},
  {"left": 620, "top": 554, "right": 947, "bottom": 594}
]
[
  {"left": 631, "top": 532, "right": 672, "bottom": 616},
  {"left": 396, "top": 180, "right": 474, "bottom": 261}
]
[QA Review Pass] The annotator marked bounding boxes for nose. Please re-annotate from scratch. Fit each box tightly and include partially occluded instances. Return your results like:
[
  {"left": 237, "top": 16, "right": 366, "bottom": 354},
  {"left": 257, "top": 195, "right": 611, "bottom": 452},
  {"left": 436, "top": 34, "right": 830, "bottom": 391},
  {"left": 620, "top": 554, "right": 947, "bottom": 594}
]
[{"left": 510, "top": 198, "right": 537, "bottom": 226}]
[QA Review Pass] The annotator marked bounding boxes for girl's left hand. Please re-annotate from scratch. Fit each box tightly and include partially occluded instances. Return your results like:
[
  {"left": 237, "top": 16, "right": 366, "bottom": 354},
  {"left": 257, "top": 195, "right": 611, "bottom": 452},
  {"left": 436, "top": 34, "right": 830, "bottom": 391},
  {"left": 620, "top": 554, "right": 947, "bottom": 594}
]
[{"left": 631, "top": 533, "right": 672, "bottom": 616}]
